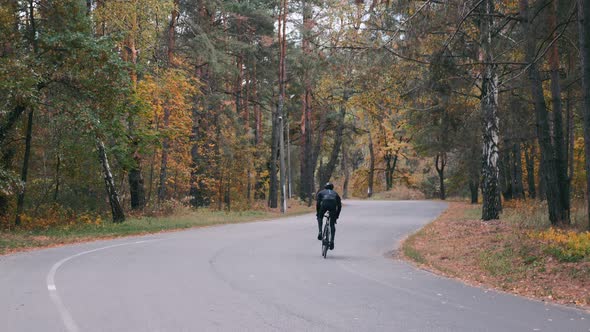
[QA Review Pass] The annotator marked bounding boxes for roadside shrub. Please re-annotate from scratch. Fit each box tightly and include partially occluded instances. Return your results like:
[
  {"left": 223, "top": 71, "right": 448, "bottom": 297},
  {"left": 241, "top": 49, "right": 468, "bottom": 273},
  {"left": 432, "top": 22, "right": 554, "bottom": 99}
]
[
  {"left": 532, "top": 228, "right": 590, "bottom": 262},
  {"left": 502, "top": 200, "right": 549, "bottom": 229},
  {"left": 371, "top": 186, "right": 425, "bottom": 200},
  {"left": 17, "top": 204, "right": 102, "bottom": 231}
]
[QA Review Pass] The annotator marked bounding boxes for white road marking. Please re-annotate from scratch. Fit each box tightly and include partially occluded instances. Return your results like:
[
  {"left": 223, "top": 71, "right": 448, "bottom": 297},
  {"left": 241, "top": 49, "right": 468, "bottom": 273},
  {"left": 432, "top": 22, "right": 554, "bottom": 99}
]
[{"left": 46, "top": 239, "right": 160, "bottom": 332}]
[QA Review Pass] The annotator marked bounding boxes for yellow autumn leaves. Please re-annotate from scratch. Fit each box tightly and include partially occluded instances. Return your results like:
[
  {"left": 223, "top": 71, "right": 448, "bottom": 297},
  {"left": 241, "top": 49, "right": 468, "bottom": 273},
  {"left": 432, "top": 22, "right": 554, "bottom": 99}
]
[{"left": 531, "top": 228, "right": 590, "bottom": 262}]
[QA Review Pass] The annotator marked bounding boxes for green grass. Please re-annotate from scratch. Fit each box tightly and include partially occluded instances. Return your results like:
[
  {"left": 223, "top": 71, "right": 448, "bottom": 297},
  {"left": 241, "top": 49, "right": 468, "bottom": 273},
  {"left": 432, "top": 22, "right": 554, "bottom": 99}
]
[
  {"left": 402, "top": 228, "right": 427, "bottom": 264},
  {"left": 0, "top": 207, "right": 313, "bottom": 255},
  {"left": 478, "top": 246, "right": 520, "bottom": 277},
  {"left": 462, "top": 205, "right": 482, "bottom": 220},
  {"left": 403, "top": 242, "right": 426, "bottom": 264}
]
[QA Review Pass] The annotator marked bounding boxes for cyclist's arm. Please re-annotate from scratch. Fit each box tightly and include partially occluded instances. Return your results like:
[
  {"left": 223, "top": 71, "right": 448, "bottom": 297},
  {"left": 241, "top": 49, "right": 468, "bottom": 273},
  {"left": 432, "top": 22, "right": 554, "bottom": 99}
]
[
  {"left": 316, "top": 191, "right": 322, "bottom": 217},
  {"left": 336, "top": 194, "right": 342, "bottom": 217}
]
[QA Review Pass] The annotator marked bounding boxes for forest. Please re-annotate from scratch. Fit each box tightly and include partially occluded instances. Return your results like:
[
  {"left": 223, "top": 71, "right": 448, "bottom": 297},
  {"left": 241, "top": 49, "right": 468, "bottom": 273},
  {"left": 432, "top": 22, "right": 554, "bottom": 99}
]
[{"left": 0, "top": 0, "right": 589, "bottom": 231}]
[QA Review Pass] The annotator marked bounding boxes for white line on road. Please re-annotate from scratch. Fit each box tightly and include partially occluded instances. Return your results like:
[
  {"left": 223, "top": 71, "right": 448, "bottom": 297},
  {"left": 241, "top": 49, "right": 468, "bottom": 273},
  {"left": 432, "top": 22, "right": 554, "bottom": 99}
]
[{"left": 46, "top": 239, "right": 160, "bottom": 332}]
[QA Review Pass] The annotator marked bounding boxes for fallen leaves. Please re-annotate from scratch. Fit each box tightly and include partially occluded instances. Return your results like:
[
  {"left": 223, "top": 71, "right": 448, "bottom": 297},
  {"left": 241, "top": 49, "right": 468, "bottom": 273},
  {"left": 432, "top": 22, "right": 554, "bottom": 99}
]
[{"left": 400, "top": 201, "right": 590, "bottom": 310}]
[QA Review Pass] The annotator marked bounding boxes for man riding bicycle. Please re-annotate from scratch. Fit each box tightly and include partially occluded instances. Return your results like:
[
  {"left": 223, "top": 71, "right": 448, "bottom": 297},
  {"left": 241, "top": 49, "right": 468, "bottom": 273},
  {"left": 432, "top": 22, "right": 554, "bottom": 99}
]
[{"left": 316, "top": 182, "right": 342, "bottom": 250}]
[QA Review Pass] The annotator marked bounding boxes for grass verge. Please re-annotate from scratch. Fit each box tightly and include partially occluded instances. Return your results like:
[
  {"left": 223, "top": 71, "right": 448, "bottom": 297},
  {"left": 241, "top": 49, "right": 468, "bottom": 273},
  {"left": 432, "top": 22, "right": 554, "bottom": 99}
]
[
  {"left": 400, "top": 202, "right": 590, "bottom": 309},
  {"left": 0, "top": 200, "right": 314, "bottom": 256}
]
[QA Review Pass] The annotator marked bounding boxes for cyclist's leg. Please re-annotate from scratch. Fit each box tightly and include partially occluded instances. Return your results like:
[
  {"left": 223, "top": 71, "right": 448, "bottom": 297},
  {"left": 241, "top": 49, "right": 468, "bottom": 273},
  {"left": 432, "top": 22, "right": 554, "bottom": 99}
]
[
  {"left": 329, "top": 207, "right": 336, "bottom": 248},
  {"left": 317, "top": 206, "right": 327, "bottom": 239}
]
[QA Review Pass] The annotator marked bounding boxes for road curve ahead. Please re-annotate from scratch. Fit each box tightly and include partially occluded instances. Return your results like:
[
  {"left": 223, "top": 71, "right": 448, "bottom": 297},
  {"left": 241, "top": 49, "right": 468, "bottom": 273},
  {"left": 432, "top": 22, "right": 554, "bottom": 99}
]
[{"left": 1, "top": 200, "right": 589, "bottom": 332}]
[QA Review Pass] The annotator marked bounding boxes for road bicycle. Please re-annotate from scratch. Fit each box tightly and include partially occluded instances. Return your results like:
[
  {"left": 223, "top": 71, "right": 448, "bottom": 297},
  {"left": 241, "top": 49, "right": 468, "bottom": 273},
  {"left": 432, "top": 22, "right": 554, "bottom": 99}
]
[{"left": 321, "top": 211, "right": 332, "bottom": 258}]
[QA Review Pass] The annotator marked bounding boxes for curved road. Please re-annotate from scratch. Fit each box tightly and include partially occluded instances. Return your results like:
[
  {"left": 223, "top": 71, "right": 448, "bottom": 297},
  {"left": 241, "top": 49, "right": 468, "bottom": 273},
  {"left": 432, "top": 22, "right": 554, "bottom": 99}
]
[{"left": 1, "top": 200, "right": 588, "bottom": 331}]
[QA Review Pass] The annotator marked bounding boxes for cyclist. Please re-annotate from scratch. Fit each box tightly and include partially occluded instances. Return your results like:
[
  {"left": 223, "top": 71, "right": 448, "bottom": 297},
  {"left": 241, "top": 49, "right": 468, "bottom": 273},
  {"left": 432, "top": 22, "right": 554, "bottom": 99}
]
[{"left": 316, "top": 182, "right": 342, "bottom": 250}]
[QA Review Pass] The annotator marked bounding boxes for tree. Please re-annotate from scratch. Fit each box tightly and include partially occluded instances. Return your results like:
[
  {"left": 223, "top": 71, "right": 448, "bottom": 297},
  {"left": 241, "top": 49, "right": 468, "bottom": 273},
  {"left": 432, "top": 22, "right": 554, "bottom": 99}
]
[{"left": 578, "top": 0, "right": 590, "bottom": 230}]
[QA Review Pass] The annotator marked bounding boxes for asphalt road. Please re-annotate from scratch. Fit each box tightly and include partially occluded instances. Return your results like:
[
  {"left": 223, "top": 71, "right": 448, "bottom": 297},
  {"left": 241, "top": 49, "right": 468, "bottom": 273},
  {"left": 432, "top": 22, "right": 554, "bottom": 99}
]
[{"left": 1, "top": 200, "right": 589, "bottom": 332}]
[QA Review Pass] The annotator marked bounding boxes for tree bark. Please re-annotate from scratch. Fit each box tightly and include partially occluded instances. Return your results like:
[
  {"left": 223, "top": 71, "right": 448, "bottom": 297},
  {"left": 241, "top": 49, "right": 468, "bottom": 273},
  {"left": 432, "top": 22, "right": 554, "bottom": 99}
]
[
  {"left": 311, "top": 110, "right": 327, "bottom": 189},
  {"left": 15, "top": 109, "right": 34, "bottom": 226},
  {"left": 97, "top": 140, "right": 125, "bottom": 223},
  {"left": 511, "top": 142, "right": 525, "bottom": 199},
  {"left": 157, "top": 113, "right": 170, "bottom": 203},
  {"left": 268, "top": 103, "right": 279, "bottom": 208},
  {"left": 157, "top": 2, "right": 179, "bottom": 204},
  {"left": 520, "top": 0, "right": 567, "bottom": 225},
  {"left": 480, "top": 0, "right": 501, "bottom": 220},
  {"left": 499, "top": 143, "right": 513, "bottom": 201},
  {"left": 275, "top": 0, "right": 288, "bottom": 212},
  {"left": 469, "top": 180, "right": 479, "bottom": 204},
  {"left": 566, "top": 52, "right": 575, "bottom": 182},
  {"left": 548, "top": 0, "right": 570, "bottom": 219},
  {"left": 468, "top": 141, "right": 480, "bottom": 204},
  {"left": 435, "top": 152, "right": 446, "bottom": 200},
  {"left": 577, "top": 0, "right": 590, "bottom": 230},
  {"left": 384, "top": 152, "right": 393, "bottom": 191},
  {"left": 53, "top": 153, "right": 60, "bottom": 202},
  {"left": 342, "top": 146, "right": 350, "bottom": 199},
  {"left": 189, "top": 2, "right": 212, "bottom": 207},
  {"left": 253, "top": 63, "right": 262, "bottom": 146},
  {"left": 125, "top": 11, "right": 146, "bottom": 211},
  {"left": 319, "top": 93, "right": 347, "bottom": 185},
  {"left": 524, "top": 143, "right": 536, "bottom": 199},
  {"left": 299, "top": 0, "right": 314, "bottom": 205},
  {"left": 386, "top": 152, "right": 399, "bottom": 191}
]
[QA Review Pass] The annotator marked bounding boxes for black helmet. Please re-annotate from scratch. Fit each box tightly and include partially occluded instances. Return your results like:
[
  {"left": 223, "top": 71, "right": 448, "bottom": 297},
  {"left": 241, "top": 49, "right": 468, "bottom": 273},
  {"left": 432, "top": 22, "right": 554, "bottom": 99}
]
[{"left": 324, "top": 182, "right": 334, "bottom": 190}]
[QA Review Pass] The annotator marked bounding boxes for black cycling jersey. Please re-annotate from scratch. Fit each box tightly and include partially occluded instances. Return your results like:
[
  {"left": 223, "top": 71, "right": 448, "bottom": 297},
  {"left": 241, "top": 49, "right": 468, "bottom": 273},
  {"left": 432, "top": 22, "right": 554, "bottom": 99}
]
[{"left": 316, "top": 188, "right": 342, "bottom": 219}]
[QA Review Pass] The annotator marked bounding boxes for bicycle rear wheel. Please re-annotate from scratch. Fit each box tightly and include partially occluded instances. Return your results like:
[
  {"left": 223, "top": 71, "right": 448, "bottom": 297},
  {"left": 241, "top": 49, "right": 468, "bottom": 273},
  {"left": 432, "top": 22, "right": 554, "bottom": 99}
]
[{"left": 321, "top": 216, "right": 330, "bottom": 258}]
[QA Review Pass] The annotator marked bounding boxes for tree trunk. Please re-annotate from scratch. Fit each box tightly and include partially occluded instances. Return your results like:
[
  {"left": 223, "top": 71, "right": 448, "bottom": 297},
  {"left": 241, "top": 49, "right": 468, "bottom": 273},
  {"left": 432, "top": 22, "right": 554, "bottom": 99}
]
[
  {"left": 480, "top": 0, "right": 501, "bottom": 220},
  {"left": 548, "top": 0, "right": 570, "bottom": 219},
  {"left": 279, "top": 111, "right": 287, "bottom": 213},
  {"left": 538, "top": 153, "right": 547, "bottom": 201},
  {"left": 520, "top": 0, "right": 567, "bottom": 225},
  {"left": 125, "top": 11, "right": 146, "bottom": 211},
  {"left": 385, "top": 151, "right": 399, "bottom": 191},
  {"left": 311, "top": 110, "right": 327, "bottom": 190},
  {"left": 524, "top": 143, "right": 536, "bottom": 199},
  {"left": 566, "top": 52, "right": 575, "bottom": 182},
  {"left": 435, "top": 152, "right": 446, "bottom": 200},
  {"left": 275, "top": 0, "right": 288, "bottom": 212},
  {"left": 367, "top": 129, "right": 374, "bottom": 198},
  {"left": 384, "top": 153, "right": 393, "bottom": 191},
  {"left": 342, "top": 146, "right": 350, "bottom": 199},
  {"left": 128, "top": 165, "right": 145, "bottom": 209},
  {"left": 15, "top": 109, "right": 33, "bottom": 226},
  {"left": 97, "top": 140, "right": 125, "bottom": 223},
  {"left": 157, "top": 113, "right": 170, "bottom": 203},
  {"left": 190, "top": 57, "right": 210, "bottom": 207},
  {"left": 53, "top": 153, "right": 60, "bottom": 202},
  {"left": 253, "top": 63, "right": 262, "bottom": 146},
  {"left": 511, "top": 142, "right": 525, "bottom": 199},
  {"left": 268, "top": 102, "right": 279, "bottom": 208},
  {"left": 299, "top": 0, "right": 314, "bottom": 205},
  {"left": 319, "top": 94, "right": 346, "bottom": 185},
  {"left": 469, "top": 180, "right": 479, "bottom": 204},
  {"left": 468, "top": 142, "right": 480, "bottom": 204},
  {"left": 499, "top": 144, "right": 513, "bottom": 201},
  {"left": 578, "top": 0, "right": 590, "bottom": 230},
  {"left": 157, "top": 105, "right": 171, "bottom": 206},
  {"left": 157, "top": 0, "right": 179, "bottom": 204}
]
